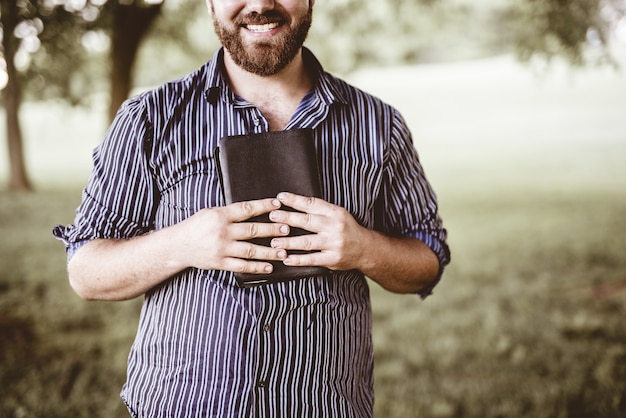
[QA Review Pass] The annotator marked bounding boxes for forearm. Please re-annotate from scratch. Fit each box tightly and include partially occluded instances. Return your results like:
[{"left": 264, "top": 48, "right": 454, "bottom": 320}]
[
  {"left": 68, "top": 228, "right": 186, "bottom": 301},
  {"left": 269, "top": 193, "right": 441, "bottom": 294},
  {"left": 66, "top": 199, "right": 291, "bottom": 301},
  {"left": 357, "top": 229, "right": 440, "bottom": 294}
]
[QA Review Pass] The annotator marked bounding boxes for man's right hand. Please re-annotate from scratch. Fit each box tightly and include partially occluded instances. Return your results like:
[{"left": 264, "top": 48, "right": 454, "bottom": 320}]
[
  {"left": 171, "top": 198, "right": 290, "bottom": 274},
  {"left": 67, "top": 198, "right": 289, "bottom": 301}
]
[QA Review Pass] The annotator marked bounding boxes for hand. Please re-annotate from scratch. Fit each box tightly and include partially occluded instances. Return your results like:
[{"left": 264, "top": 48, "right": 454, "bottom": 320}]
[
  {"left": 268, "top": 192, "right": 371, "bottom": 271},
  {"left": 172, "top": 198, "right": 290, "bottom": 274}
]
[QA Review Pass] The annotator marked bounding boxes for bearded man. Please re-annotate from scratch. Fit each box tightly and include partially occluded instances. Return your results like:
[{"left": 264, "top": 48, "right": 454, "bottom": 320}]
[{"left": 54, "top": 1, "right": 450, "bottom": 417}]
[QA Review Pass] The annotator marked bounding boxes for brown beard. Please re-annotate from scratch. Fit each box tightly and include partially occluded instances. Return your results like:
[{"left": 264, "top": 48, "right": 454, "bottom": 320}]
[{"left": 212, "top": 6, "right": 313, "bottom": 76}]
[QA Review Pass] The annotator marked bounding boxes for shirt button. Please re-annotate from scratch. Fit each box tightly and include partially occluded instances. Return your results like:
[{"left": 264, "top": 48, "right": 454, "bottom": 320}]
[
  {"left": 263, "top": 324, "right": 272, "bottom": 332},
  {"left": 257, "top": 380, "right": 266, "bottom": 388}
]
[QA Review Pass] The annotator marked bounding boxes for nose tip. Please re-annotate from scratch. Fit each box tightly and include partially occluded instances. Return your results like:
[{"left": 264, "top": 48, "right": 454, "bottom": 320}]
[{"left": 245, "top": 0, "right": 276, "bottom": 14}]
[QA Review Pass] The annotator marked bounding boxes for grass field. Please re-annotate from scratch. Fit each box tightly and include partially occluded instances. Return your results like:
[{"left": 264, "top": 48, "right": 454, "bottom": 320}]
[{"left": 1, "top": 52, "right": 625, "bottom": 417}]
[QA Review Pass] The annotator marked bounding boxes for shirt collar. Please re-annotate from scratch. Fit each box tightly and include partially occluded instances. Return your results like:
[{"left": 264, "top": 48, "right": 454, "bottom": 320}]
[
  {"left": 203, "top": 47, "right": 349, "bottom": 107},
  {"left": 203, "top": 48, "right": 236, "bottom": 106},
  {"left": 301, "top": 47, "right": 349, "bottom": 106}
]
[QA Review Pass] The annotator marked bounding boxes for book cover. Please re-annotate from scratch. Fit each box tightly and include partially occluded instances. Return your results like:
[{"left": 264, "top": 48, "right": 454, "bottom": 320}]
[{"left": 217, "top": 129, "right": 329, "bottom": 287}]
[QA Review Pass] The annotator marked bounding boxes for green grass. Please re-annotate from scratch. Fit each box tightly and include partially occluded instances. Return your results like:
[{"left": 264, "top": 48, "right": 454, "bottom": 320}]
[
  {"left": 1, "top": 187, "right": 624, "bottom": 417},
  {"left": 1, "top": 53, "right": 626, "bottom": 417},
  {"left": 0, "top": 189, "right": 142, "bottom": 417},
  {"left": 371, "top": 187, "right": 626, "bottom": 417}
]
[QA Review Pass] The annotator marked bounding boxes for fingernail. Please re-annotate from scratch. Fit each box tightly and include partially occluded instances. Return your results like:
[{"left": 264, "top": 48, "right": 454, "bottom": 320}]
[
  {"left": 264, "top": 264, "right": 273, "bottom": 273},
  {"left": 280, "top": 225, "right": 289, "bottom": 234},
  {"left": 277, "top": 250, "right": 287, "bottom": 259},
  {"left": 272, "top": 199, "right": 281, "bottom": 207},
  {"left": 269, "top": 211, "right": 279, "bottom": 221},
  {"left": 277, "top": 193, "right": 286, "bottom": 200}
]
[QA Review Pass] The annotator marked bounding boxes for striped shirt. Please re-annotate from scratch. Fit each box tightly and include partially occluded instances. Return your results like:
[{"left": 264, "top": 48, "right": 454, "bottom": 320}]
[{"left": 53, "top": 48, "right": 450, "bottom": 418}]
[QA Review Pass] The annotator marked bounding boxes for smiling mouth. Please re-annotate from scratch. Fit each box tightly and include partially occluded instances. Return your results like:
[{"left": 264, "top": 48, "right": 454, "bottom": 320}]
[{"left": 244, "top": 22, "right": 280, "bottom": 32}]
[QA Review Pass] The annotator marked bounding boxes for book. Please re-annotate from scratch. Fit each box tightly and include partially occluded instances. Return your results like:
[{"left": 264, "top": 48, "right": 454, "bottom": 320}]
[{"left": 216, "top": 129, "right": 329, "bottom": 287}]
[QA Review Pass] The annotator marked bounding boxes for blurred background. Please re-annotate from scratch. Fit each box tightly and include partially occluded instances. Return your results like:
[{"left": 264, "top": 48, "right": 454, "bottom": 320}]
[{"left": 1, "top": 0, "right": 625, "bottom": 417}]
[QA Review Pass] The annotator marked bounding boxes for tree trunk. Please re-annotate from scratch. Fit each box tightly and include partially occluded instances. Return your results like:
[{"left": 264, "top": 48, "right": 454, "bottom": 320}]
[
  {"left": 108, "top": 1, "right": 163, "bottom": 122},
  {"left": 1, "top": 0, "right": 33, "bottom": 191}
]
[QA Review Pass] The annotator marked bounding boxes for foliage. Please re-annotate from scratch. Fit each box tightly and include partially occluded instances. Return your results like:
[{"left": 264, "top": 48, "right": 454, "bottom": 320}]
[
  {"left": 133, "top": 0, "right": 211, "bottom": 91},
  {"left": 0, "top": 0, "right": 169, "bottom": 106},
  {"left": 4, "top": 0, "right": 626, "bottom": 104},
  {"left": 1, "top": 0, "right": 101, "bottom": 105},
  {"left": 134, "top": 0, "right": 463, "bottom": 87},
  {"left": 492, "top": 0, "right": 626, "bottom": 67},
  {"left": 307, "top": 0, "right": 454, "bottom": 73},
  {"left": 1, "top": 0, "right": 164, "bottom": 190}
]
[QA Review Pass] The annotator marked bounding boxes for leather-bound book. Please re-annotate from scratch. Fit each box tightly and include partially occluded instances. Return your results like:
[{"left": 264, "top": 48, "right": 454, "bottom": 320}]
[{"left": 217, "top": 129, "right": 329, "bottom": 287}]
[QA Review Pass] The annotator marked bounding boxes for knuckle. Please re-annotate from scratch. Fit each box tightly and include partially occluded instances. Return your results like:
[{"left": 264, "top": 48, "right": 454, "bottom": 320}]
[
  {"left": 335, "top": 219, "right": 349, "bottom": 235},
  {"left": 241, "top": 201, "right": 254, "bottom": 214},
  {"left": 248, "top": 222, "right": 259, "bottom": 238},
  {"left": 335, "top": 234, "right": 347, "bottom": 249},
  {"left": 214, "top": 241, "right": 226, "bottom": 255},
  {"left": 326, "top": 255, "right": 341, "bottom": 270},
  {"left": 219, "top": 228, "right": 235, "bottom": 245},
  {"left": 246, "top": 245, "right": 257, "bottom": 260},
  {"left": 235, "top": 261, "right": 248, "bottom": 273},
  {"left": 233, "top": 260, "right": 260, "bottom": 274},
  {"left": 203, "top": 208, "right": 219, "bottom": 224},
  {"left": 303, "top": 236, "right": 313, "bottom": 251}
]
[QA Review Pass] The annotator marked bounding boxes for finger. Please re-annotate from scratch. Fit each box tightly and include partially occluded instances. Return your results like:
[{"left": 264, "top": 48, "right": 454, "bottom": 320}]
[
  {"left": 227, "top": 198, "right": 281, "bottom": 222},
  {"left": 269, "top": 209, "right": 321, "bottom": 233},
  {"left": 283, "top": 251, "right": 337, "bottom": 269},
  {"left": 222, "top": 257, "right": 274, "bottom": 275},
  {"left": 271, "top": 234, "right": 323, "bottom": 252},
  {"left": 230, "top": 221, "right": 290, "bottom": 241},
  {"left": 229, "top": 241, "right": 288, "bottom": 262},
  {"left": 276, "top": 192, "right": 328, "bottom": 214}
]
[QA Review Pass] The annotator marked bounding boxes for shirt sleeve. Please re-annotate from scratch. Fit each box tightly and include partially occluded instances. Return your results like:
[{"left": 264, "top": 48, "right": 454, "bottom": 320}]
[
  {"left": 376, "top": 110, "right": 451, "bottom": 299},
  {"left": 52, "top": 94, "right": 158, "bottom": 254}
]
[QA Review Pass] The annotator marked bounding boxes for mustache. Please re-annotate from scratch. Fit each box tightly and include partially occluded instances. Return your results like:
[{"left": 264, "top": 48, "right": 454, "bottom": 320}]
[{"left": 237, "top": 10, "right": 289, "bottom": 25}]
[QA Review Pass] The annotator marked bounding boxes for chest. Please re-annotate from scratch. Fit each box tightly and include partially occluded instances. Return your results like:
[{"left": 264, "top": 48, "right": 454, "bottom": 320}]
[
  {"left": 253, "top": 95, "right": 302, "bottom": 131},
  {"left": 146, "top": 105, "right": 384, "bottom": 229}
]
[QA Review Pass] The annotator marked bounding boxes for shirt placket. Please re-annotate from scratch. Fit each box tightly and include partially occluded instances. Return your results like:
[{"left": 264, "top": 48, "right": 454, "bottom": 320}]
[
  {"left": 249, "top": 107, "right": 268, "bottom": 134},
  {"left": 254, "top": 289, "right": 279, "bottom": 417},
  {"left": 229, "top": 94, "right": 269, "bottom": 135}
]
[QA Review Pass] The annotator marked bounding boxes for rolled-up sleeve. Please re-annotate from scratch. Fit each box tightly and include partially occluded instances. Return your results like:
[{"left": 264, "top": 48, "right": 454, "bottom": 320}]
[
  {"left": 378, "top": 111, "right": 450, "bottom": 298},
  {"left": 53, "top": 95, "right": 158, "bottom": 257}
]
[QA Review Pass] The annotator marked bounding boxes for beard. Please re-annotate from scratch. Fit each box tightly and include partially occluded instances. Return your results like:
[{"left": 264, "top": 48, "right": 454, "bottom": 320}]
[{"left": 212, "top": 6, "right": 313, "bottom": 76}]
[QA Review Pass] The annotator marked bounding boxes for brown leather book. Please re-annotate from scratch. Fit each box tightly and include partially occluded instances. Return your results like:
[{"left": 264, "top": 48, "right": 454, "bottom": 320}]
[{"left": 217, "top": 129, "right": 329, "bottom": 287}]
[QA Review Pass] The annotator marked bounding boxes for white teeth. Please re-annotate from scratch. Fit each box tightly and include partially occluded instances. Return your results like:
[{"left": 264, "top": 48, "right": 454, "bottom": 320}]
[{"left": 246, "top": 22, "right": 279, "bottom": 32}]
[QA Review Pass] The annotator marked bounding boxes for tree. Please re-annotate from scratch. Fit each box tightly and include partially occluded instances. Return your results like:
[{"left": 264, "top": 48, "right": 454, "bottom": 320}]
[
  {"left": 1, "top": 0, "right": 31, "bottom": 191},
  {"left": 493, "top": 0, "right": 626, "bottom": 67},
  {"left": 2, "top": 0, "right": 625, "bottom": 191},
  {"left": 1, "top": 0, "right": 164, "bottom": 191},
  {"left": 106, "top": 0, "right": 163, "bottom": 122}
]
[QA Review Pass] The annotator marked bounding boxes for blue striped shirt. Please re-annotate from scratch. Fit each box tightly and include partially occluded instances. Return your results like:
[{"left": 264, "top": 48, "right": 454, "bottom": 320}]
[{"left": 53, "top": 48, "right": 449, "bottom": 417}]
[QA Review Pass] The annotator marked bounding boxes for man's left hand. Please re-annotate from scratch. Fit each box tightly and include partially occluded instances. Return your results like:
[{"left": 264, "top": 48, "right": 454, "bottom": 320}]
[{"left": 268, "top": 192, "right": 369, "bottom": 271}]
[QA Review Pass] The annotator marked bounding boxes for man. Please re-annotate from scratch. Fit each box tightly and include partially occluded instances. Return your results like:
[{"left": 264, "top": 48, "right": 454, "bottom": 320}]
[{"left": 54, "top": 0, "right": 450, "bottom": 416}]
